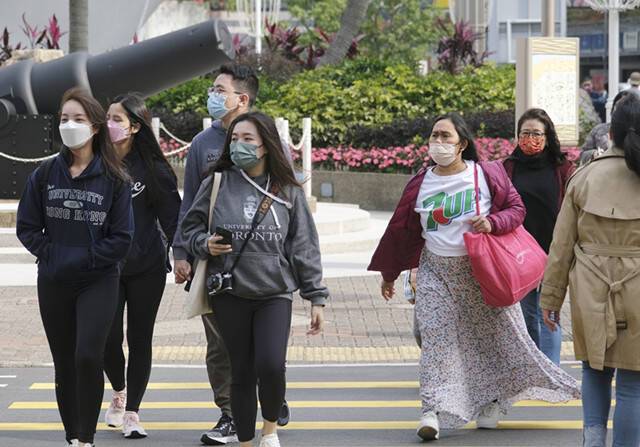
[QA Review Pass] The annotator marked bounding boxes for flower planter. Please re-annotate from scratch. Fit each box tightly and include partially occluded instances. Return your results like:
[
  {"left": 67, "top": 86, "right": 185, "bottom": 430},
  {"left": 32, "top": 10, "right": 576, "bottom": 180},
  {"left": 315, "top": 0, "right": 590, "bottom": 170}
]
[{"left": 173, "top": 166, "right": 408, "bottom": 211}]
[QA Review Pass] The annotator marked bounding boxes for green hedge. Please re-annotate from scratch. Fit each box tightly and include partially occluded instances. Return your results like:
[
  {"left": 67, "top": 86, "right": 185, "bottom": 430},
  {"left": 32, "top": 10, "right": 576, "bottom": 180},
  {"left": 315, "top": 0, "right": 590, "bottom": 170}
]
[
  {"left": 259, "top": 59, "right": 515, "bottom": 146},
  {"left": 147, "top": 76, "right": 211, "bottom": 115},
  {"left": 147, "top": 59, "right": 515, "bottom": 146}
]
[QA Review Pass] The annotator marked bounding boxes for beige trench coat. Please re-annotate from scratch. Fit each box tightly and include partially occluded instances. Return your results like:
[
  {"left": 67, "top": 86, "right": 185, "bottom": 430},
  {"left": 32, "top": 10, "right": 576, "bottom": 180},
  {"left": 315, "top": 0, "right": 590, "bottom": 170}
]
[{"left": 540, "top": 148, "right": 640, "bottom": 371}]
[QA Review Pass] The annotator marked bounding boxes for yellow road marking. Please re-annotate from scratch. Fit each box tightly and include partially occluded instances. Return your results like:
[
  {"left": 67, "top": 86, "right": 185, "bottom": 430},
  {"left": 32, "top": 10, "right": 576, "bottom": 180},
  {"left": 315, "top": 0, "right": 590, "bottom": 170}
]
[
  {"left": 29, "top": 381, "right": 420, "bottom": 390},
  {"left": 28, "top": 380, "right": 605, "bottom": 390},
  {"left": 11, "top": 400, "right": 418, "bottom": 410},
  {"left": 0, "top": 420, "right": 611, "bottom": 431},
  {"left": 9, "top": 399, "right": 613, "bottom": 410}
]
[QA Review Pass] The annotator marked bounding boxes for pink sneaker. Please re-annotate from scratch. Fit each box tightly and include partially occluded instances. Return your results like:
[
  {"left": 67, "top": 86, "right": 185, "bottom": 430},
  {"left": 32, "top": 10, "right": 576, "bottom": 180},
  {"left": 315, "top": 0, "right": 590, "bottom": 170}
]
[
  {"left": 122, "top": 411, "right": 147, "bottom": 439},
  {"left": 104, "top": 388, "right": 126, "bottom": 427}
]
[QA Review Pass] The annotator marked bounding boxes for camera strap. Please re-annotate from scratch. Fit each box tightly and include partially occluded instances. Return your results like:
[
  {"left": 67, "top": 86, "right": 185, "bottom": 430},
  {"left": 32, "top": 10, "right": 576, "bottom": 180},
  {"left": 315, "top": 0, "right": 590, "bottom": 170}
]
[{"left": 227, "top": 182, "right": 281, "bottom": 274}]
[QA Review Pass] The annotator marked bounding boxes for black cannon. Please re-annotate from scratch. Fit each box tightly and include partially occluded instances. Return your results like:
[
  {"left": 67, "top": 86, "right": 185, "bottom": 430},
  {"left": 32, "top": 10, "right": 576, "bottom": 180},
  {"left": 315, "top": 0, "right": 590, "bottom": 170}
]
[{"left": 0, "top": 20, "right": 232, "bottom": 198}]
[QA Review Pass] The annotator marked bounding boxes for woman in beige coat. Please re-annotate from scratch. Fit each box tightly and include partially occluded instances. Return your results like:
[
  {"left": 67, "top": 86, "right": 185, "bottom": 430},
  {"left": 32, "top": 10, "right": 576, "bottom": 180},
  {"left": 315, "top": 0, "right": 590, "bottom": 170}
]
[{"left": 540, "top": 94, "right": 640, "bottom": 447}]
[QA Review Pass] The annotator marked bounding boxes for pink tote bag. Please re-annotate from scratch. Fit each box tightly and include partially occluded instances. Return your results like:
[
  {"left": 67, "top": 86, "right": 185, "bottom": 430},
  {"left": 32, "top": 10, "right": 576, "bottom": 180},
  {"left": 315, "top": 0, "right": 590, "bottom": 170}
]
[{"left": 463, "top": 164, "right": 547, "bottom": 307}]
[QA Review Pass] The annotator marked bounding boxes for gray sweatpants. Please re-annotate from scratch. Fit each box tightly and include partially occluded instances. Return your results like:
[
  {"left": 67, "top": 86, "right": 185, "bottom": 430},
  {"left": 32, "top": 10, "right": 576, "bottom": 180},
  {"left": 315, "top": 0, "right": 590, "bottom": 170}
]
[{"left": 202, "top": 313, "right": 232, "bottom": 416}]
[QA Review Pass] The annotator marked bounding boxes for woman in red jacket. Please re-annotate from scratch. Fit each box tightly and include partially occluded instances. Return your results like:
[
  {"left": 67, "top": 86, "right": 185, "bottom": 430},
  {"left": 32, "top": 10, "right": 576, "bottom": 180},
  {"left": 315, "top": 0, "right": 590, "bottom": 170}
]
[{"left": 368, "top": 113, "right": 580, "bottom": 442}]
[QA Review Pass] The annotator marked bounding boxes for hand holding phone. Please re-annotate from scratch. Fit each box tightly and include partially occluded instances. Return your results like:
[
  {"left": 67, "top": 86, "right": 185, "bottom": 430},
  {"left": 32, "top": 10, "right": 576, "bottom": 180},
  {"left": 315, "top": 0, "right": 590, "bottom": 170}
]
[
  {"left": 207, "top": 227, "right": 233, "bottom": 257},
  {"left": 214, "top": 227, "right": 233, "bottom": 245},
  {"left": 543, "top": 309, "right": 560, "bottom": 332}
]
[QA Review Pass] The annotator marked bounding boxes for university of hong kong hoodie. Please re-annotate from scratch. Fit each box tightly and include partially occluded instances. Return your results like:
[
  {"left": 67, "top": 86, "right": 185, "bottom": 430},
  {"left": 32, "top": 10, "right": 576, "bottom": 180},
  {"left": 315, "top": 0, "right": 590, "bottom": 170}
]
[
  {"left": 121, "top": 150, "right": 181, "bottom": 276},
  {"left": 17, "top": 153, "right": 134, "bottom": 282},
  {"left": 180, "top": 166, "right": 329, "bottom": 306}
]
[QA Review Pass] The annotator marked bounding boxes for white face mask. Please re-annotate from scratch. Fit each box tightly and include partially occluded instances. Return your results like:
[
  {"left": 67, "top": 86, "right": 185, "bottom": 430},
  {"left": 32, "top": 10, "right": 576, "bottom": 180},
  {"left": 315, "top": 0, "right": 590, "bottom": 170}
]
[
  {"left": 428, "top": 142, "right": 459, "bottom": 167},
  {"left": 59, "top": 120, "right": 93, "bottom": 150}
]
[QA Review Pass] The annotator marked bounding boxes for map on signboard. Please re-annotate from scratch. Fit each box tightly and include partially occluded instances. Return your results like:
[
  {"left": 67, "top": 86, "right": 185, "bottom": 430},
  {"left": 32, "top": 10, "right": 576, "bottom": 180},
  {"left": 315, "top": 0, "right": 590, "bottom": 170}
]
[{"left": 531, "top": 54, "right": 577, "bottom": 126}]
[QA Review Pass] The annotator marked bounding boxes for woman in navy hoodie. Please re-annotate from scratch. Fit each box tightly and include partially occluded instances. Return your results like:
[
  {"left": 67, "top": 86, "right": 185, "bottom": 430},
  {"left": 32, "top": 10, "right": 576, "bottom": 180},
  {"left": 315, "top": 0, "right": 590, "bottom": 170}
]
[
  {"left": 17, "top": 87, "right": 133, "bottom": 447},
  {"left": 102, "top": 93, "right": 181, "bottom": 439}
]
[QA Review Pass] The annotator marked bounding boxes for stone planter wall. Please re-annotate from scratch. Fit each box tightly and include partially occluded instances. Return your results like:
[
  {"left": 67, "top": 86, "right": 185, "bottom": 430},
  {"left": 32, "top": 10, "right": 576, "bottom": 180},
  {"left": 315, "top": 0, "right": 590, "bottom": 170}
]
[
  {"left": 311, "top": 170, "right": 412, "bottom": 211},
  {"left": 172, "top": 166, "right": 410, "bottom": 211},
  {"left": 175, "top": 165, "right": 186, "bottom": 191}
]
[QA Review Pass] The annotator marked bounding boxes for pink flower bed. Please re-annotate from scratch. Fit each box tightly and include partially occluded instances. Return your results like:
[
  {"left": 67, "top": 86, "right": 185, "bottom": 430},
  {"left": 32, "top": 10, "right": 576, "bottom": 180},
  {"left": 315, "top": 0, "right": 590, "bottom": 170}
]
[
  {"left": 160, "top": 136, "right": 580, "bottom": 172},
  {"left": 159, "top": 137, "right": 188, "bottom": 159},
  {"left": 288, "top": 138, "right": 580, "bottom": 174}
]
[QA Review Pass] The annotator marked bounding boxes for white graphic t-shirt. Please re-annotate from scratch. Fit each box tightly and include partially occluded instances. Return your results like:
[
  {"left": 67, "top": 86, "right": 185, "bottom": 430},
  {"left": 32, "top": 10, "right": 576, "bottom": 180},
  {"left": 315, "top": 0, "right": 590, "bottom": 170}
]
[{"left": 415, "top": 161, "right": 492, "bottom": 257}]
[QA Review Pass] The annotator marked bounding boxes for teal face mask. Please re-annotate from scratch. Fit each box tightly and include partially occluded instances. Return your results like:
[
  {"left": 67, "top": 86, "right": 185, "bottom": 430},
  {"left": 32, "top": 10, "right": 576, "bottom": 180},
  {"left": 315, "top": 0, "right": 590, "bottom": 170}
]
[{"left": 230, "top": 141, "right": 263, "bottom": 170}]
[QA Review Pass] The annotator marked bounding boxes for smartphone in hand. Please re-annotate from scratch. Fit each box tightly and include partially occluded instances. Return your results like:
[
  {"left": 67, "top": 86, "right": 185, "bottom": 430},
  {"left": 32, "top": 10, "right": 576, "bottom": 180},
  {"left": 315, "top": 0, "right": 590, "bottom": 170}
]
[{"left": 214, "top": 226, "right": 233, "bottom": 245}]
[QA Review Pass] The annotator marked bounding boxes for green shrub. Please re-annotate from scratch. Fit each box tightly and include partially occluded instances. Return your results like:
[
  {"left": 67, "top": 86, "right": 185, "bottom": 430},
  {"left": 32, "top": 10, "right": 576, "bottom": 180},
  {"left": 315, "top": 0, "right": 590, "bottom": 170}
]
[
  {"left": 146, "top": 59, "right": 516, "bottom": 145},
  {"left": 146, "top": 76, "right": 211, "bottom": 115},
  {"left": 259, "top": 59, "right": 515, "bottom": 146}
]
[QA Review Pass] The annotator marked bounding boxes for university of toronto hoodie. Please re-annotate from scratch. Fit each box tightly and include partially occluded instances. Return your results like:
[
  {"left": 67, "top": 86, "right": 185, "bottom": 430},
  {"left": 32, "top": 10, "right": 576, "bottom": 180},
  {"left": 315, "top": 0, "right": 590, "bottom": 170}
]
[
  {"left": 17, "top": 152, "right": 134, "bottom": 282},
  {"left": 180, "top": 166, "right": 329, "bottom": 305}
]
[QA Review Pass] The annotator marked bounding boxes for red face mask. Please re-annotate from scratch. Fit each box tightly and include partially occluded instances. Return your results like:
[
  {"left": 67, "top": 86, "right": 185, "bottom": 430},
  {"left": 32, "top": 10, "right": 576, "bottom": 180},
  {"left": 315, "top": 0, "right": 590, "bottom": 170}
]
[{"left": 518, "top": 135, "right": 545, "bottom": 155}]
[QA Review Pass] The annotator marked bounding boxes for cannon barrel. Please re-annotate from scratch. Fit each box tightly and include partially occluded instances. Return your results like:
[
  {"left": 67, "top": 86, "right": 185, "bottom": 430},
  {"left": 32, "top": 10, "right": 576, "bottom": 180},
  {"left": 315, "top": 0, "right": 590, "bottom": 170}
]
[
  {"left": 0, "top": 19, "right": 232, "bottom": 119},
  {"left": 0, "top": 19, "right": 232, "bottom": 199}
]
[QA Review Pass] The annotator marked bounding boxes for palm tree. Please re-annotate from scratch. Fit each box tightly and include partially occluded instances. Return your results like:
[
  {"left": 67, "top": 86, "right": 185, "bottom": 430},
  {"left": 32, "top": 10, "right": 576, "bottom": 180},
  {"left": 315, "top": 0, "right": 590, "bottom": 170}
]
[
  {"left": 69, "top": 0, "right": 88, "bottom": 53},
  {"left": 317, "top": 0, "right": 370, "bottom": 67}
]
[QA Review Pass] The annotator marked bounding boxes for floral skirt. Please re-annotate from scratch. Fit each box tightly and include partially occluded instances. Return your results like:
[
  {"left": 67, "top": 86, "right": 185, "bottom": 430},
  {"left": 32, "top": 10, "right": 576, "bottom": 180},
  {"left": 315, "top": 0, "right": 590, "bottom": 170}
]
[{"left": 415, "top": 249, "right": 581, "bottom": 428}]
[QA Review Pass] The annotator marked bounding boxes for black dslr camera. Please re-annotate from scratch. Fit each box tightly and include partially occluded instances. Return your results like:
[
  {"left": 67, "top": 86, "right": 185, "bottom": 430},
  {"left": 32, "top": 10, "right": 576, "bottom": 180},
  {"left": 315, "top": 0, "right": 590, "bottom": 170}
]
[{"left": 207, "top": 271, "right": 233, "bottom": 296}]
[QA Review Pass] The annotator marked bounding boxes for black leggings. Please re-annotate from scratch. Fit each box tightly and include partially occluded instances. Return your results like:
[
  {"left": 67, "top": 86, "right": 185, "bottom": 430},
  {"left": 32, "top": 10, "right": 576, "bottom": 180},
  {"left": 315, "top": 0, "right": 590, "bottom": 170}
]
[
  {"left": 103, "top": 266, "right": 166, "bottom": 412},
  {"left": 212, "top": 294, "right": 292, "bottom": 442},
  {"left": 37, "top": 274, "right": 120, "bottom": 444}
]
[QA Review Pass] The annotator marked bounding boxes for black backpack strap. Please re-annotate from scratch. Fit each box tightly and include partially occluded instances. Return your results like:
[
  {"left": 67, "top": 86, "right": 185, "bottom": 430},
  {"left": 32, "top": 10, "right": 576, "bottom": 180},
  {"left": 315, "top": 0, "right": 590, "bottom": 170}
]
[
  {"left": 36, "top": 157, "right": 55, "bottom": 238},
  {"left": 37, "top": 157, "right": 55, "bottom": 195}
]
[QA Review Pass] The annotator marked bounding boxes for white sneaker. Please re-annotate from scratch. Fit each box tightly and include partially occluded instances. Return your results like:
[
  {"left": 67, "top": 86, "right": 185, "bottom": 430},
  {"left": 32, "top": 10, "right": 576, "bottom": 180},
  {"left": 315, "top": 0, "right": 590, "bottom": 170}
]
[
  {"left": 259, "top": 433, "right": 281, "bottom": 447},
  {"left": 476, "top": 401, "right": 502, "bottom": 429},
  {"left": 122, "top": 411, "right": 148, "bottom": 439},
  {"left": 105, "top": 388, "right": 126, "bottom": 427},
  {"left": 417, "top": 411, "right": 439, "bottom": 441},
  {"left": 67, "top": 440, "right": 78, "bottom": 447}
]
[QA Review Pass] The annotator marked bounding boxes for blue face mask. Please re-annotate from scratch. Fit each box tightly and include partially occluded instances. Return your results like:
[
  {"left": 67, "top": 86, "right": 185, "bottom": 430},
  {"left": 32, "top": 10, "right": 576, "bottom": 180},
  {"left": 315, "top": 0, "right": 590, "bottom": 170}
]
[
  {"left": 207, "top": 92, "right": 236, "bottom": 120},
  {"left": 230, "top": 141, "right": 263, "bottom": 170}
]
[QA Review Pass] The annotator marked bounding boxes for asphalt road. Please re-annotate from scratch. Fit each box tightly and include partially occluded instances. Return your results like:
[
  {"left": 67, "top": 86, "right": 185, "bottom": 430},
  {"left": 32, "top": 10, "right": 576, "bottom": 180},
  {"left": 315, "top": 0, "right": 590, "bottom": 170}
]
[{"left": 0, "top": 363, "right": 595, "bottom": 447}]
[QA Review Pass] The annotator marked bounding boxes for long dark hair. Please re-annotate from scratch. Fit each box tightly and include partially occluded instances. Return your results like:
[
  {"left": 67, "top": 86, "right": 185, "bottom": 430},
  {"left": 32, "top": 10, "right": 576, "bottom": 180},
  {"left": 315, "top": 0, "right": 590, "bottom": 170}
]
[
  {"left": 611, "top": 93, "right": 640, "bottom": 177},
  {"left": 516, "top": 108, "right": 566, "bottom": 165},
  {"left": 430, "top": 113, "right": 479, "bottom": 162},
  {"left": 212, "top": 112, "right": 300, "bottom": 193},
  {"left": 112, "top": 92, "right": 177, "bottom": 207},
  {"left": 59, "top": 87, "right": 130, "bottom": 183},
  {"left": 612, "top": 89, "right": 634, "bottom": 114}
]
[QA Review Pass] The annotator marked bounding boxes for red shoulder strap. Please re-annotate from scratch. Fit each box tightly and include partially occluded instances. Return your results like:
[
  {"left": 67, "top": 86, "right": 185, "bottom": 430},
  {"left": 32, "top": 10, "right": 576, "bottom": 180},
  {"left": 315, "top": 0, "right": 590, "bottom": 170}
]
[{"left": 473, "top": 162, "right": 480, "bottom": 216}]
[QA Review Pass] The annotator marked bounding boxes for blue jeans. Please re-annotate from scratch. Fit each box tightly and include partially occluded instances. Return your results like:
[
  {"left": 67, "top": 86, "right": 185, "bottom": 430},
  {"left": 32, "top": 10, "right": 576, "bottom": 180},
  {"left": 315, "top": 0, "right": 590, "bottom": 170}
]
[
  {"left": 519, "top": 288, "right": 562, "bottom": 365},
  {"left": 582, "top": 363, "right": 640, "bottom": 447}
]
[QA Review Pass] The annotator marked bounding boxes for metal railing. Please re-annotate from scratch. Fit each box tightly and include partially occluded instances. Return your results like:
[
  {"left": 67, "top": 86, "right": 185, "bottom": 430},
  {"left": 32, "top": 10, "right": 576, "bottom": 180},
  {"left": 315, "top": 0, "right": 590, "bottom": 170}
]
[{"left": 2, "top": 116, "right": 313, "bottom": 200}]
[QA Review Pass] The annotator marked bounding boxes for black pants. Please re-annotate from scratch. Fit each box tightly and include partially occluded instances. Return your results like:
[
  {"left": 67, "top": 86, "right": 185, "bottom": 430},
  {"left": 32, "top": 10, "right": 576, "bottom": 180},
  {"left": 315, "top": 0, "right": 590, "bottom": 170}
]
[
  {"left": 103, "top": 266, "right": 166, "bottom": 412},
  {"left": 38, "top": 273, "right": 120, "bottom": 444},
  {"left": 212, "top": 294, "right": 292, "bottom": 442}
]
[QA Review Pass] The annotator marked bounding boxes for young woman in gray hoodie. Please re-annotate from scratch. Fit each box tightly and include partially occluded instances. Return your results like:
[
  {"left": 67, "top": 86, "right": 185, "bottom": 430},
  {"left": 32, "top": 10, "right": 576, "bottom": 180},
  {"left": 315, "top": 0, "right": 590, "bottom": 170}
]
[{"left": 180, "top": 112, "right": 328, "bottom": 447}]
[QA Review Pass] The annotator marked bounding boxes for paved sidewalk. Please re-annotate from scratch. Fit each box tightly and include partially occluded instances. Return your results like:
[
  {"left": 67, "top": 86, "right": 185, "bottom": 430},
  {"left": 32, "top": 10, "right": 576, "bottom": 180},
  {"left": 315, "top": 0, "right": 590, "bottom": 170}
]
[{"left": 0, "top": 275, "right": 574, "bottom": 367}]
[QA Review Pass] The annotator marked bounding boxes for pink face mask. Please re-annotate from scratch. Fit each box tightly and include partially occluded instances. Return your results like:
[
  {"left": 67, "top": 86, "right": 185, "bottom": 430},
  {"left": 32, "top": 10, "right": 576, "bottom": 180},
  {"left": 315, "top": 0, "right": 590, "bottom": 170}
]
[{"left": 108, "top": 120, "right": 130, "bottom": 143}]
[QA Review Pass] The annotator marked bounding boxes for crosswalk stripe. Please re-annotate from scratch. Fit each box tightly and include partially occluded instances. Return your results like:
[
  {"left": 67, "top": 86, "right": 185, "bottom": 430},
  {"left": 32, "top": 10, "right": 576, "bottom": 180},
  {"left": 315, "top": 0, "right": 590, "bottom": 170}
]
[
  {"left": 8, "top": 399, "right": 608, "bottom": 410},
  {"left": 28, "top": 380, "right": 606, "bottom": 390},
  {"left": 29, "top": 381, "right": 421, "bottom": 390},
  {"left": 0, "top": 420, "right": 607, "bottom": 431}
]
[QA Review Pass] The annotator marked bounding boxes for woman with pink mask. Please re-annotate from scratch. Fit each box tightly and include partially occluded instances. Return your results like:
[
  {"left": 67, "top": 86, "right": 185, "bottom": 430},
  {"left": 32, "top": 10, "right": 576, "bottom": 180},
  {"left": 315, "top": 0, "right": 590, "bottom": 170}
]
[
  {"left": 368, "top": 113, "right": 580, "bottom": 442},
  {"left": 102, "top": 93, "right": 181, "bottom": 439},
  {"left": 503, "top": 108, "right": 575, "bottom": 365}
]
